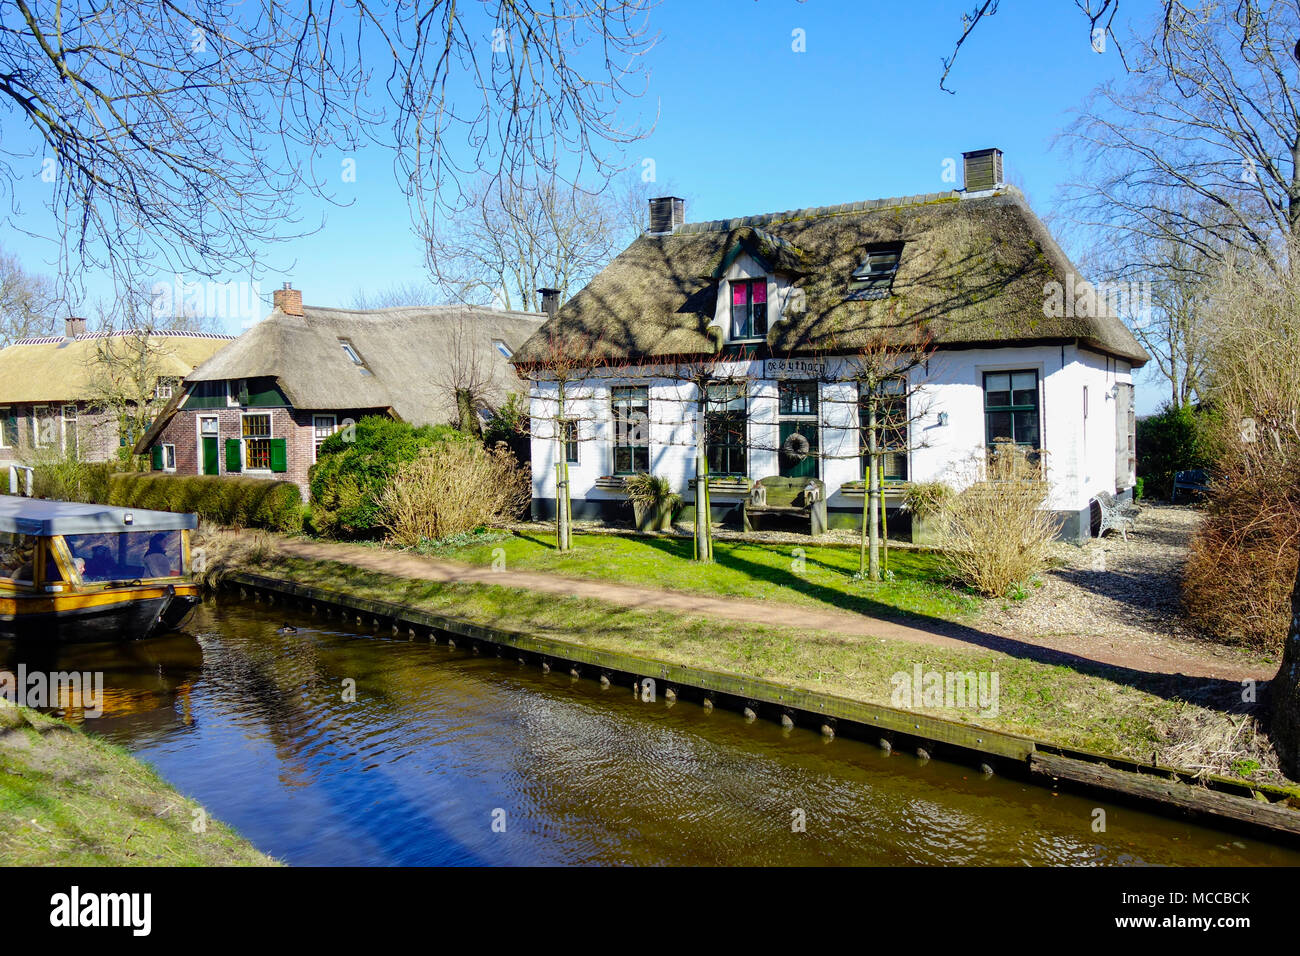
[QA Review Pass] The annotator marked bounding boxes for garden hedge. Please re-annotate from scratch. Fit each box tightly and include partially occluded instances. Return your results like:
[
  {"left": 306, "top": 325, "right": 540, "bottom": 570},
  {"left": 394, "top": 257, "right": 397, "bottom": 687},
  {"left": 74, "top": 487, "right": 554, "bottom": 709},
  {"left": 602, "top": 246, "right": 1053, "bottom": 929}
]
[{"left": 107, "top": 473, "right": 306, "bottom": 533}]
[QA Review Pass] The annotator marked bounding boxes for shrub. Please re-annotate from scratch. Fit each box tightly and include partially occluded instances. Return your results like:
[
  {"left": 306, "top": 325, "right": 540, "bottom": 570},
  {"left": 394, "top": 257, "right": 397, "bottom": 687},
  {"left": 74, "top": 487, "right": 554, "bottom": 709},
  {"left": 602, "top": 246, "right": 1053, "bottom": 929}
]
[
  {"left": 1136, "top": 403, "right": 1214, "bottom": 500},
  {"left": 378, "top": 440, "right": 530, "bottom": 546},
  {"left": 901, "top": 480, "right": 953, "bottom": 519},
  {"left": 24, "top": 449, "right": 119, "bottom": 504},
  {"left": 937, "top": 443, "right": 1056, "bottom": 598},
  {"left": 308, "top": 416, "right": 464, "bottom": 538},
  {"left": 107, "top": 473, "right": 305, "bottom": 533}
]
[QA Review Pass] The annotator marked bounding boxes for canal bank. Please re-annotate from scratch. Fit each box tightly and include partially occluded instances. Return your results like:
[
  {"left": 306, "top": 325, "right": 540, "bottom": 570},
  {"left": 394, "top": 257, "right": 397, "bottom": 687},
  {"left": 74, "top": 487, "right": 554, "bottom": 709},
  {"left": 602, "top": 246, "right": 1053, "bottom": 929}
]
[
  {"left": 0, "top": 701, "right": 275, "bottom": 866},
  {"left": 223, "top": 563, "right": 1300, "bottom": 847}
]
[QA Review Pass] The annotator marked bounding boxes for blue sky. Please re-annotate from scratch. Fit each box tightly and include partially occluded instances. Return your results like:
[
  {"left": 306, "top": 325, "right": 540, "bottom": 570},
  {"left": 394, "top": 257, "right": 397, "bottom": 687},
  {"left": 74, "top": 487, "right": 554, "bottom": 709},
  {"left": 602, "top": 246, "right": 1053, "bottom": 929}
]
[{"left": 3, "top": 0, "right": 1166, "bottom": 408}]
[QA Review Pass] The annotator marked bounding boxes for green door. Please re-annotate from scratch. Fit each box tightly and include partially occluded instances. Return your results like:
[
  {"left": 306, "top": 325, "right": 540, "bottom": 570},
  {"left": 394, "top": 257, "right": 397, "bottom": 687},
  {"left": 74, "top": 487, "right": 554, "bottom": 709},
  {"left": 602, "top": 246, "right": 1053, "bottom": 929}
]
[
  {"left": 202, "top": 436, "right": 219, "bottom": 475},
  {"left": 779, "top": 421, "right": 818, "bottom": 479}
]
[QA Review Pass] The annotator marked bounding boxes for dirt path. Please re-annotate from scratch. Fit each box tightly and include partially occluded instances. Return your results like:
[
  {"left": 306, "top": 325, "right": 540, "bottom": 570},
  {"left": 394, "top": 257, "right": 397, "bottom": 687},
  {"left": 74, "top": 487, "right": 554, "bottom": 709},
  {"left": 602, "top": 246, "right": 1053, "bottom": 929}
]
[{"left": 274, "top": 518, "right": 1272, "bottom": 683}]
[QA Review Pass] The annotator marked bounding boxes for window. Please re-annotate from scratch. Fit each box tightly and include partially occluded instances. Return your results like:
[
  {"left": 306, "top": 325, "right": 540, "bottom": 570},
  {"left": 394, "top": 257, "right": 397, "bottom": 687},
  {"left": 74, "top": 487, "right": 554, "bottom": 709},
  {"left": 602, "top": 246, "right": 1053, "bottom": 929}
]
[
  {"left": 61, "top": 405, "right": 78, "bottom": 455},
  {"left": 32, "top": 406, "right": 55, "bottom": 447},
  {"left": 0, "top": 532, "right": 38, "bottom": 585},
  {"left": 778, "top": 380, "right": 818, "bottom": 417},
  {"left": 339, "top": 338, "right": 371, "bottom": 374},
  {"left": 560, "top": 420, "right": 579, "bottom": 464},
  {"left": 155, "top": 377, "right": 178, "bottom": 401},
  {"left": 227, "top": 379, "right": 247, "bottom": 407},
  {"left": 0, "top": 407, "right": 15, "bottom": 448},
  {"left": 64, "top": 530, "right": 184, "bottom": 583},
  {"left": 242, "top": 413, "right": 273, "bottom": 470},
  {"left": 493, "top": 339, "right": 513, "bottom": 359},
  {"left": 611, "top": 385, "right": 649, "bottom": 474},
  {"left": 860, "top": 378, "right": 908, "bottom": 482},
  {"left": 312, "top": 415, "right": 338, "bottom": 461},
  {"left": 730, "top": 279, "right": 768, "bottom": 340},
  {"left": 983, "top": 370, "right": 1040, "bottom": 448},
  {"left": 849, "top": 243, "right": 903, "bottom": 299},
  {"left": 156, "top": 443, "right": 177, "bottom": 472},
  {"left": 705, "top": 382, "right": 747, "bottom": 476},
  {"left": 200, "top": 416, "right": 219, "bottom": 436}
]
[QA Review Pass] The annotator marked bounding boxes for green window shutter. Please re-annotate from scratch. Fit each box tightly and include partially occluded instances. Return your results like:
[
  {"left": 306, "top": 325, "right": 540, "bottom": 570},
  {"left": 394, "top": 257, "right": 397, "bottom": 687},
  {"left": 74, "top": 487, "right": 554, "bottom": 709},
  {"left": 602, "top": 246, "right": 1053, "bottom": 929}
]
[
  {"left": 269, "top": 438, "right": 288, "bottom": 473},
  {"left": 151, "top": 445, "right": 164, "bottom": 470},
  {"left": 225, "top": 438, "right": 242, "bottom": 473}
]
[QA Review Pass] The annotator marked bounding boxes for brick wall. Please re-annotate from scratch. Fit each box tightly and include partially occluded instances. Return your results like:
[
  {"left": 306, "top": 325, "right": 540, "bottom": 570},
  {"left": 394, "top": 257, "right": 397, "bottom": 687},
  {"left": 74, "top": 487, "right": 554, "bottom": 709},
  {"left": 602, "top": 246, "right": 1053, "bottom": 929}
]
[
  {"left": 0, "top": 402, "right": 123, "bottom": 465},
  {"left": 152, "top": 404, "right": 374, "bottom": 496}
]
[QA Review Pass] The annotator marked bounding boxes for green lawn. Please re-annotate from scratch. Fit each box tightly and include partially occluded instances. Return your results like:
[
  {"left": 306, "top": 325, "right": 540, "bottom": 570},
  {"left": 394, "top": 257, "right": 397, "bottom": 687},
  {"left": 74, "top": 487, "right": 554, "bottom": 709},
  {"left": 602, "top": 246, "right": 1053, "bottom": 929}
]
[{"left": 424, "top": 531, "right": 982, "bottom": 623}]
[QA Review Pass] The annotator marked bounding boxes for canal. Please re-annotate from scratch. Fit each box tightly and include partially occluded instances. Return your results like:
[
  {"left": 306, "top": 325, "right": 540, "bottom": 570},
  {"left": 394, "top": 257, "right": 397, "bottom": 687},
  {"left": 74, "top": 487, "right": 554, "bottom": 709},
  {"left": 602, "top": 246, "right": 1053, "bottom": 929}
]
[{"left": 9, "top": 596, "right": 1300, "bottom": 866}]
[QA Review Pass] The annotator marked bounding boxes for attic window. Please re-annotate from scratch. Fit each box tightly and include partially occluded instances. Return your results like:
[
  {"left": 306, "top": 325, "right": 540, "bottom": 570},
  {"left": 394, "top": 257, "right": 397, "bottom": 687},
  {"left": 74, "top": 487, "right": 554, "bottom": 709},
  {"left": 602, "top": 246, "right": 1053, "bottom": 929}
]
[
  {"left": 848, "top": 243, "right": 904, "bottom": 300},
  {"left": 339, "top": 338, "right": 371, "bottom": 374},
  {"left": 493, "top": 339, "right": 513, "bottom": 359}
]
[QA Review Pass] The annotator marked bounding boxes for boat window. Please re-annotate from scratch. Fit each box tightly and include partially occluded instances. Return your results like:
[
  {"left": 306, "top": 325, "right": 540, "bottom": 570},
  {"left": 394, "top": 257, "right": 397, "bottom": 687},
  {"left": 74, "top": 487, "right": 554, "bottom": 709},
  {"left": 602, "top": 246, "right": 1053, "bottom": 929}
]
[
  {"left": 0, "top": 532, "right": 37, "bottom": 584},
  {"left": 63, "top": 530, "right": 184, "bottom": 583}
]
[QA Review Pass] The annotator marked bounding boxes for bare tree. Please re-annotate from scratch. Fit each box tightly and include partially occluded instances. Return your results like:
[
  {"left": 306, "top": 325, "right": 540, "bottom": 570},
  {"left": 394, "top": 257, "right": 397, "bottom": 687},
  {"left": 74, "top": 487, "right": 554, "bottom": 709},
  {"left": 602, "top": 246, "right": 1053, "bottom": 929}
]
[
  {"left": 425, "top": 175, "right": 638, "bottom": 311},
  {"left": 348, "top": 282, "right": 444, "bottom": 311},
  {"left": 0, "top": 1, "right": 655, "bottom": 295},
  {"left": 0, "top": 247, "right": 60, "bottom": 346},
  {"left": 1058, "top": 2, "right": 1300, "bottom": 277}
]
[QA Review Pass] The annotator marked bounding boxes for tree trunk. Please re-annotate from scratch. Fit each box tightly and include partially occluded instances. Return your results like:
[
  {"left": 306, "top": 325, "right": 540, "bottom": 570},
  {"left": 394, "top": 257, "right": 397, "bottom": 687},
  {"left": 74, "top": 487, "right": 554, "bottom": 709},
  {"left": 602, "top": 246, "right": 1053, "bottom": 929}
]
[
  {"left": 455, "top": 388, "right": 481, "bottom": 436},
  {"left": 694, "top": 398, "right": 713, "bottom": 563},
  {"left": 1269, "top": 554, "right": 1300, "bottom": 778},
  {"left": 868, "top": 400, "right": 881, "bottom": 581}
]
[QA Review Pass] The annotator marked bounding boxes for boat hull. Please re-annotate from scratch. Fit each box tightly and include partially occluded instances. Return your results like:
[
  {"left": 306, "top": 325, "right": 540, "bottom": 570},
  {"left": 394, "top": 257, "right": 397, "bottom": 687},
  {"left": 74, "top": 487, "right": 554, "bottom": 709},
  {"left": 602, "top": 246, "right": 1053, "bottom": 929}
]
[{"left": 0, "top": 586, "right": 200, "bottom": 643}]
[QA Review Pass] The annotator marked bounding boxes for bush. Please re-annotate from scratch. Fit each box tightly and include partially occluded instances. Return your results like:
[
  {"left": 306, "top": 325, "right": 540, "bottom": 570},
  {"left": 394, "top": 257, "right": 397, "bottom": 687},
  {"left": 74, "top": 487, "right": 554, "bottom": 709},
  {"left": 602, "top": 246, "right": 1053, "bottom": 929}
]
[
  {"left": 901, "top": 480, "right": 953, "bottom": 519},
  {"left": 378, "top": 440, "right": 530, "bottom": 546},
  {"left": 1136, "top": 403, "right": 1214, "bottom": 500},
  {"left": 308, "top": 416, "right": 464, "bottom": 538},
  {"left": 25, "top": 450, "right": 119, "bottom": 504},
  {"left": 938, "top": 443, "right": 1056, "bottom": 598},
  {"left": 107, "top": 473, "right": 306, "bottom": 533}
]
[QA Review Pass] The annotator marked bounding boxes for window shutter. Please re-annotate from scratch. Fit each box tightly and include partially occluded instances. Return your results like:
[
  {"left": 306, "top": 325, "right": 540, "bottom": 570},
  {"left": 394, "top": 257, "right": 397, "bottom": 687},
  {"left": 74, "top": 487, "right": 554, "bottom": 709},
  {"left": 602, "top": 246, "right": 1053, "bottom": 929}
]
[
  {"left": 151, "top": 445, "right": 164, "bottom": 470},
  {"left": 269, "top": 438, "right": 288, "bottom": 473},
  {"left": 1114, "top": 383, "right": 1134, "bottom": 489},
  {"left": 225, "top": 438, "right": 242, "bottom": 473}
]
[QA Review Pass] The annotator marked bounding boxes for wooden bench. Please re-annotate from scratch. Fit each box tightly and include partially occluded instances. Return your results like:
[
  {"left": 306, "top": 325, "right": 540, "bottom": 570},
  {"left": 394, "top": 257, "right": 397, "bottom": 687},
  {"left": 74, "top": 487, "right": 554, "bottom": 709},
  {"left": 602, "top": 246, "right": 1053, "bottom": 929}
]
[
  {"left": 1172, "top": 469, "right": 1210, "bottom": 502},
  {"left": 742, "top": 477, "right": 828, "bottom": 536}
]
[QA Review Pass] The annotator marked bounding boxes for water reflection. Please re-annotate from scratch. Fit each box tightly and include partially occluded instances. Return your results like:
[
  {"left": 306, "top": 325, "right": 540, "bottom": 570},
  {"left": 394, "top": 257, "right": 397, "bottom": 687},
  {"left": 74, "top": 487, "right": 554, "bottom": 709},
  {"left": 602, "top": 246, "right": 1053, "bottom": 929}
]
[{"left": 4, "top": 595, "right": 1297, "bottom": 867}]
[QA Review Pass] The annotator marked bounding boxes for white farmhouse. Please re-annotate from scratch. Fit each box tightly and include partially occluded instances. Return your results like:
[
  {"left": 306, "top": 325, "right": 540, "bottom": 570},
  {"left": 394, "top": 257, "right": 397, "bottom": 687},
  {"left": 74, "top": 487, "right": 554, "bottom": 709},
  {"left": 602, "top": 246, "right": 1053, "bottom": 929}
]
[{"left": 512, "top": 149, "right": 1149, "bottom": 541}]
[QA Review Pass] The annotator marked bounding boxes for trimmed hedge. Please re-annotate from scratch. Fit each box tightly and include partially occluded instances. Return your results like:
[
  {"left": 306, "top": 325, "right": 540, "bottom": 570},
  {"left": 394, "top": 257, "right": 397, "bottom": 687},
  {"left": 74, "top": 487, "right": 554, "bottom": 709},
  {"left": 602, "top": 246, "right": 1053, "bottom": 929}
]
[{"left": 107, "top": 473, "right": 306, "bottom": 533}]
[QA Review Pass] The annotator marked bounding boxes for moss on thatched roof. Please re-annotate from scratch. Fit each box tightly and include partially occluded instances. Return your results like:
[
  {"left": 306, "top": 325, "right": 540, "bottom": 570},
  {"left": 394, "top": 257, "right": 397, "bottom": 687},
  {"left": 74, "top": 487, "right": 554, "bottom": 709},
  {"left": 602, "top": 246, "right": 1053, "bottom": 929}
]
[{"left": 512, "top": 187, "right": 1149, "bottom": 367}]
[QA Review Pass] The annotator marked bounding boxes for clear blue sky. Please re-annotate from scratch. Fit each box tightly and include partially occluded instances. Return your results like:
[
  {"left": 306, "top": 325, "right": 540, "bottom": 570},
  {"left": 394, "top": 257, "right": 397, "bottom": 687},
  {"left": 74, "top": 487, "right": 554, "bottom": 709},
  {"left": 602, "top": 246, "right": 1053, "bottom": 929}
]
[{"left": 3, "top": 0, "right": 1166, "bottom": 408}]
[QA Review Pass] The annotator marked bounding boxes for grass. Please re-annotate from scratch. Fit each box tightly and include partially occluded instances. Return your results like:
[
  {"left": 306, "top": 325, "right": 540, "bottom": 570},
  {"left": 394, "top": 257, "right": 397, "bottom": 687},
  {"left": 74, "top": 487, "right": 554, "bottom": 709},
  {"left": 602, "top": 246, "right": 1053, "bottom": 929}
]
[
  {"left": 253, "top": 551, "right": 1293, "bottom": 787},
  {"left": 0, "top": 703, "right": 277, "bottom": 866},
  {"left": 400, "top": 530, "right": 983, "bottom": 623}
]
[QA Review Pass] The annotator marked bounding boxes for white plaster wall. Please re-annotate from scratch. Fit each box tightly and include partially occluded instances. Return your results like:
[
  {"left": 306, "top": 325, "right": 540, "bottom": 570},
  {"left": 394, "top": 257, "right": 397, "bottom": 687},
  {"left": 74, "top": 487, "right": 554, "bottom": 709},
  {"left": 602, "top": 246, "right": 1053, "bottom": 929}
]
[{"left": 529, "top": 345, "right": 1129, "bottom": 514}]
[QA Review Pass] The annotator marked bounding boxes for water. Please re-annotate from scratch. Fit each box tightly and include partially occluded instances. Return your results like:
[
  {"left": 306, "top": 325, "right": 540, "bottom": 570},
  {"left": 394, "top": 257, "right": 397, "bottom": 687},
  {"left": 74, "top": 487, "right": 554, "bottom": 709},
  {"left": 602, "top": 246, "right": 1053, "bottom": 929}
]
[{"left": 6, "top": 596, "right": 1298, "bottom": 866}]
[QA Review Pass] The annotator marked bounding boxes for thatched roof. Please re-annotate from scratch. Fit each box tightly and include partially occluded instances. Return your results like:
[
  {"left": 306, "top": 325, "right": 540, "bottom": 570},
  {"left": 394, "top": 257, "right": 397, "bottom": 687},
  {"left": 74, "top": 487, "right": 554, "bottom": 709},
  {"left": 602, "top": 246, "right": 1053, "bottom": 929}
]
[
  {"left": 0, "top": 330, "right": 236, "bottom": 404},
  {"left": 185, "top": 303, "right": 544, "bottom": 422},
  {"left": 512, "top": 187, "right": 1149, "bottom": 367}
]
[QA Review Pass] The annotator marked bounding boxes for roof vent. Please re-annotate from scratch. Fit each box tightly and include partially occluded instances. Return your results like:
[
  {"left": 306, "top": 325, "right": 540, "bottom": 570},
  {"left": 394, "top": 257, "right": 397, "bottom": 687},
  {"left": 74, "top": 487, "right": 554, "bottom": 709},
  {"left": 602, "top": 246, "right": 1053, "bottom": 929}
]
[
  {"left": 537, "top": 287, "right": 561, "bottom": 319},
  {"left": 647, "top": 197, "right": 685, "bottom": 235},
  {"left": 962, "top": 148, "right": 1004, "bottom": 193}
]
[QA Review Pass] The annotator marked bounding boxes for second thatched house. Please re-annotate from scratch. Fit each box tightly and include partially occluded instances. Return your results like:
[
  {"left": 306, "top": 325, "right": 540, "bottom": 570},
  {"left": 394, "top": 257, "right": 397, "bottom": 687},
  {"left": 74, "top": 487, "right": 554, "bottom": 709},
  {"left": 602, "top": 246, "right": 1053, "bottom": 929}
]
[{"left": 136, "top": 285, "right": 544, "bottom": 491}]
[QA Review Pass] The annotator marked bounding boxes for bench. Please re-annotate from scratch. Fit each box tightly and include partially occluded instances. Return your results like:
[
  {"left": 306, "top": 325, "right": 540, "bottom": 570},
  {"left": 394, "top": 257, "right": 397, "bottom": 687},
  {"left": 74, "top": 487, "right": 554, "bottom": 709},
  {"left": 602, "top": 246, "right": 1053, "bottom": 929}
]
[
  {"left": 1094, "top": 490, "right": 1139, "bottom": 541},
  {"left": 1172, "top": 469, "right": 1210, "bottom": 502},
  {"left": 742, "top": 477, "right": 827, "bottom": 536}
]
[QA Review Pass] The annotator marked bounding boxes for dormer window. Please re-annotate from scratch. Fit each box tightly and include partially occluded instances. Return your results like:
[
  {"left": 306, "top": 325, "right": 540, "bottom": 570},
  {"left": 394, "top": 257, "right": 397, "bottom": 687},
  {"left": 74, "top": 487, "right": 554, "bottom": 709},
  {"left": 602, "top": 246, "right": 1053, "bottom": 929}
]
[
  {"left": 493, "top": 339, "right": 513, "bottom": 359},
  {"left": 730, "top": 279, "right": 768, "bottom": 340},
  {"left": 849, "top": 243, "right": 903, "bottom": 299},
  {"left": 339, "top": 337, "right": 372, "bottom": 374}
]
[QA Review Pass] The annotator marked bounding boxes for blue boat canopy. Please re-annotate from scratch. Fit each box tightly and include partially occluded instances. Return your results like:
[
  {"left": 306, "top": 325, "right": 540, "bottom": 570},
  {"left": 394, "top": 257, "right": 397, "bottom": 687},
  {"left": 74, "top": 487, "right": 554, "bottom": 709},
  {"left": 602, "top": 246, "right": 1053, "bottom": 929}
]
[{"left": 0, "top": 495, "right": 198, "bottom": 536}]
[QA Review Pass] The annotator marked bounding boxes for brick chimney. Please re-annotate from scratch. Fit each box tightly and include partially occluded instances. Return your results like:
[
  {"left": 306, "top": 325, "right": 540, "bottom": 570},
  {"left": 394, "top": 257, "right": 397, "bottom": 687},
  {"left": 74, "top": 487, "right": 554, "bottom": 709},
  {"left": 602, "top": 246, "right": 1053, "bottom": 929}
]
[
  {"left": 962, "top": 148, "right": 1004, "bottom": 193},
  {"left": 647, "top": 196, "right": 685, "bottom": 235},
  {"left": 537, "top": 288, "right": 561, "bottom": 319},
  {"left": 64, "top": 316, "right": 87, "bottom": 339},
  {"left": 273, "top": 282, "right": 303, "bottom": 316}
]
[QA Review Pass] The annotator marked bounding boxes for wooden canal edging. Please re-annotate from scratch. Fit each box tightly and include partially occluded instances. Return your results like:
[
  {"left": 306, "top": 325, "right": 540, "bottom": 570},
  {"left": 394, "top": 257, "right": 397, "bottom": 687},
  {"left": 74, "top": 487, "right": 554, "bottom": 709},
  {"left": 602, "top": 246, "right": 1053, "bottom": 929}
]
[{"left": 224, "top": 570, "right": 1300, "bottom": 845}]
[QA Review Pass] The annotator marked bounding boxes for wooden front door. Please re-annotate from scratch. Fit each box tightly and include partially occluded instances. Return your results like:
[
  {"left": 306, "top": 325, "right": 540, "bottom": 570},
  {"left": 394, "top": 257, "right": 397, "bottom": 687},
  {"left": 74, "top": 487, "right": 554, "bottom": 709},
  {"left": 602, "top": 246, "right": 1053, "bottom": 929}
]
[{"left": 199, "top": 416, "right": 219, "bottom": 475}]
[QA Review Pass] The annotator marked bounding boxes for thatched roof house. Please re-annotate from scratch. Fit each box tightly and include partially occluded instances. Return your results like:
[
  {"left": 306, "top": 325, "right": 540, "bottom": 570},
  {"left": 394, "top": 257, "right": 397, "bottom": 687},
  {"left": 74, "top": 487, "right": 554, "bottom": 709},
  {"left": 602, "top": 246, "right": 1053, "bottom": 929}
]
[
  {"left": 137, "top": 286, "right": 543, "bottom": 490},
  {"left": 516, "top": 149, "right": 1150, "bottom": 542},
  {"left": 512, "top": 186, "right": 1148, "bottom": 366}
]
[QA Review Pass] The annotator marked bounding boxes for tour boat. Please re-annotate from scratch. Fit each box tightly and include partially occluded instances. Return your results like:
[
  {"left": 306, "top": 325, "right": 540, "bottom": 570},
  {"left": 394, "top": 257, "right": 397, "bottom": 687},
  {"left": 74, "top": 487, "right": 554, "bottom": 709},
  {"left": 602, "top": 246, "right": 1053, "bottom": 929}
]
[{"left": 0, "top": 495, "right": 200, "bottom": 642}]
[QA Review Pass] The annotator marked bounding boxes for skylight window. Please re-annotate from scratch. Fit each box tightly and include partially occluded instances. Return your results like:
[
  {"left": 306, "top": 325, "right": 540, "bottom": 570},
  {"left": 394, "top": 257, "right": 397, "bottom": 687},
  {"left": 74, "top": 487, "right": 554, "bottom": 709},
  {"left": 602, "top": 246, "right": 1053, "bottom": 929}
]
[
  {"left": 338, "top": 338, "right": 370, "bottom": 373},
  {"left": 493, "top": 339, "right": 513, "bottom": 359},
  {"left": 848, "top": 243, "right": 904, "bottom": 300}
]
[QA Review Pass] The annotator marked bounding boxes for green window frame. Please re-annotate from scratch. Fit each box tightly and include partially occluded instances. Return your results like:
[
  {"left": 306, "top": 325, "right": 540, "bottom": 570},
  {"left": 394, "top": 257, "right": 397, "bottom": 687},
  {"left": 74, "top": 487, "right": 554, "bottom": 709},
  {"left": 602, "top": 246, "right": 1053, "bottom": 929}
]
[
  {"left": 860, "top": 378, "right": 908, "bottom": 482},
  {"left": 560, "top": 419, "right": 579, "bottom": 464},
  {"left": 611, "top": 386, "right": 649, "bottom": 475},
  {"left": 983, "top": 370, "right": 1041, "bottom": 449},
  {"left": 705, "top": 382, "right": 747, "bottom": 477}
]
